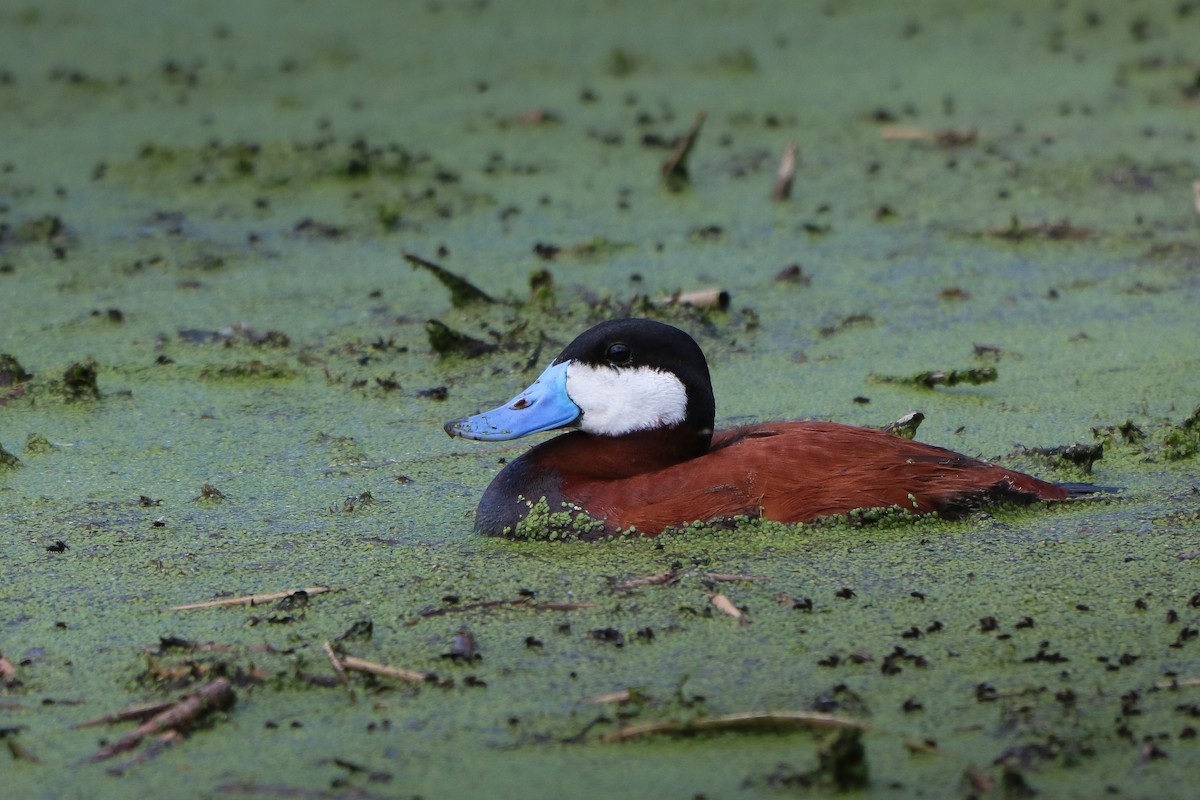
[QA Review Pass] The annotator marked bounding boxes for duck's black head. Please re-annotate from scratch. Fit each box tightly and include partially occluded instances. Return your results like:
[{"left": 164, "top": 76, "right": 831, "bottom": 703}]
[{"left": 444, "top": 318, "right": 716, "bottom": 444}]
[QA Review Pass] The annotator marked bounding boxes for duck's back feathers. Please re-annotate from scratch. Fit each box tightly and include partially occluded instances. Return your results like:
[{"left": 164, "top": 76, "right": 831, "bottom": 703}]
[{"left": 484, "top": 421, "right": 1078, "bottom": 536}]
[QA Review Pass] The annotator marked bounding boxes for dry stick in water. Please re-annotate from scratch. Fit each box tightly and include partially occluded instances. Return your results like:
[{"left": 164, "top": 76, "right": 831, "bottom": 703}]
[
  {"left": 323, "top": 641, "right": 356, "bottom": 703},
  {"left": 171, "top": 585, "right": 336, "bottom": 611},
  {"left": 74, "top": 700, "right": 177, "bottom": 730},
  {"left": 339, "top": 655, "right": 433, "bottom": 684},
  {"left": 612, "top": 571, "right": 678, "bottom": 590},
  {"left": 771, "top": 140, "right": 797, "bottom": 202},
  {"left": 656, "top": 288, "right": 730, "bottom": 310},
  {"left": 705, "top": 573, "right": 768, "bottom": 583},
  {"left": 661, "top": 111, "right": 707, "bottom": 190},
  {"left": 87, "top": 677, "right": 235, "bottom": 763},
  {"left": 602, "top": 710, "right": 866, "bottom": 742}
]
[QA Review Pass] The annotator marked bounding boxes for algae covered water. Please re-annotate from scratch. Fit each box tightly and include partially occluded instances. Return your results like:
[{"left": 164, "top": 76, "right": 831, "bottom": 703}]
[{"left": 2, "top": 1, "right": 1199, "bottom": 797}]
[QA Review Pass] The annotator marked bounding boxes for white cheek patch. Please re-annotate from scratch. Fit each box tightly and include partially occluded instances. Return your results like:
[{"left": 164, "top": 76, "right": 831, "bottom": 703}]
[{"left": 565, "top": 362, "right": 688, "bottom": 436}]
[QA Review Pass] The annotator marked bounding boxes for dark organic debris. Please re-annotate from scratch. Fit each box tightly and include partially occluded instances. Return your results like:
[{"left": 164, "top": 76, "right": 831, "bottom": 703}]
[
  {"left": 292, "top": 218, "right": 346, "bottom": 239},
  {"left": 756, "top": 728, "right": 869, "bottom": 791},
  {"left": 404, "top": 252, "right": 494, "bottom": 307},
  {"left": 177, "top": 324, "right": 290, "bottom": 348},
  {"left": 1163, "top": 404, "right": 1200, "bottom": 460},
  {"left": 200, "top": 360, "right": 296, "bottom": 381},
  {"left": 1023, "top": 443, "right": 1104, "bottom": 473},
  {"left": 872, "top": 367, "right": 997, "bottom": 390},
  {"left": 987, "top": 217, "right": 1092, "bottom": 241},
  {"left": 425, "top": 320, "right": 499, "bottom": 359},
  {"left": 444, "top": 629, "right": 479, "bottom": 663},
  {"left": 533, "top": 238, "right": 630, "bottom": 261},
  {"left": 86, "top": 677, "right": 235, "bottom": 764},
  {"left": 661, "top": 111, "right": 706, "bottom": 191},
  {"left": 0, "top": 354, "right": 32, "bottom": 387},
  {"left": 774, "top": 264, "right": 811, "bottom": 285},
  {"left": 0, "top": 442, "right": 20, "bottom": 472},
  {"left": 335, "top": 620, "right": 374, "bottom": 643},
  {"left": 589, "top": 627, "right": 625, "bottom": 647},
  {"left": 881, "top": 125, "right": 978, "bottom": 147},
  {"left": 62, "top": 359, "right": 100, "bottom": 400},
  {"left": 194, "top": 482, "right": 226, "bottom": 503}
]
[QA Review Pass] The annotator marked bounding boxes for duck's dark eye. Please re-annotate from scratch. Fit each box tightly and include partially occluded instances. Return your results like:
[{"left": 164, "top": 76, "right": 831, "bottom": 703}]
[{"left": 605, "top": 342, "right": 632, "bottom": 366}]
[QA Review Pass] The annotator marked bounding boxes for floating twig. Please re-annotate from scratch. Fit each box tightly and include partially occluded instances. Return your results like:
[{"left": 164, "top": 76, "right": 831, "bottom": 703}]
[
  {"left": 5, "top": 736, "right": 40, "bottom": 764},
  {"left": 171, "top": 585, "right": 337, "bottom": 611},
  {"left": 583, "top": 689, "right": 635, "bottom": 705},
  {"left": 986, "top": 217, "right": 1091, "bottom": 241},
  {"left": 881, "top": 126, "right": 978, "bottom": 147},
  {"left": 612, "top": 571, "right": 678, "bottom": 591},
  {"left": 533, "top": 601, "right": 598, "bottom": 611},
  {"left": 403, "top": 252, "right": 495, "bottom": 307},
  {"left": 323, "top": 641, "right": 356, "bottom": 703},
  {"left": 661, "top": 111, "right": 707, "bottom": 191},
  {"left": 74, "top": 700, "right": 176, "bottom": 729},
  {"left": 771, "top": 140, "right": 797, "bottom": 202},
  {"left": 1156, "top": 676, "right": 1200, "bottom": 689},
  {"left": 601, "top": 710, "right": 866, "bottom": 742},
  {"left": 87, "top": 677, "right": 235, "bottom": 763},
  {"left": 105, "top": 730, "right": 182, "bottom": 776},
  {"left": 705, "top": 572, "right": 768, "bottom": 583},
  {"left": 338, "top": 655, "right": 433, "bottom": 685},
  {"left": 1193, "top": 180, "right": 1200, "bottom": 219},
  {"left": 655, "top": 288, "right": 730, "bottom": 310},
  {"left": 880, "top": 411, "right": 925, "bottom": 440},
  {"left": 415, "top": 597, "right": 596, "bottom": 620}
]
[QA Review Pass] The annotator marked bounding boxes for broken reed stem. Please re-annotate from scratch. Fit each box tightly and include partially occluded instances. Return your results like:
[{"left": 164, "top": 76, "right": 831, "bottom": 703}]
[
  {"left": 656, "top": 288, "right": 730, "bottom": 310},
  {"left": 339, "top": 655, "right": 431, "bottom": 684},
  {"left": 661, "top": 111, "right": 707, "bottom": 189},
  {"left": 612, "top": 571, "right": 678, "bottom": 590},
  {"left": 705, "top": 573, "right": 768, "bottom": 583},
  {"left": 323, "top": 641, "right": 357, "bottom": 704},
  {"left": 74, "top": 700, "right": 176, "bottom": 729},
  {"left": 602, "top": 710, "right": 867, "bottom": 742},
  {"left": 87, "top": 677, "right": 235, "bottom": 763},
  {"left": 105, "top": 730, "right": 182, "bottom": 776},
  {"left": 171, "top": 585, "right": 336, "bottom": 611},
  {"left": 771, "top": 140, "right": 797, "bottom": 202},
  {"left": 583, "top": 689, "right": 634, "bottom": 705}
]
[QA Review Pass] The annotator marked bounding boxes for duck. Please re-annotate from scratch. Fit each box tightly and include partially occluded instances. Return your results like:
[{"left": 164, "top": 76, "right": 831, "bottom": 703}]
[{"left": 444, "top": 318, "right": 1100, "bottom": 538}]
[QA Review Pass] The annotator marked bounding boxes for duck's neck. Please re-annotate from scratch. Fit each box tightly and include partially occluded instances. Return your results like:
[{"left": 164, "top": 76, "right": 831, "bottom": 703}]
[{"left": 536, "top": 425, "right": 712, "bottom": 480}]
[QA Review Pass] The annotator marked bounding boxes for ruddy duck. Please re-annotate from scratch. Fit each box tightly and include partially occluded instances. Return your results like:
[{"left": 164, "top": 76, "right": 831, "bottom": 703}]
[{"left": 445, "top": 318, "right": 1098, "bottom": 537}]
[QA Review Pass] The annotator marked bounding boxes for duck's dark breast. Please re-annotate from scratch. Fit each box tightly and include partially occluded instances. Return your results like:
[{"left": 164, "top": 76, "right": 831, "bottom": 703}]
[{"left": 473, "top": 450, "right": 567, "bottom": 535}]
